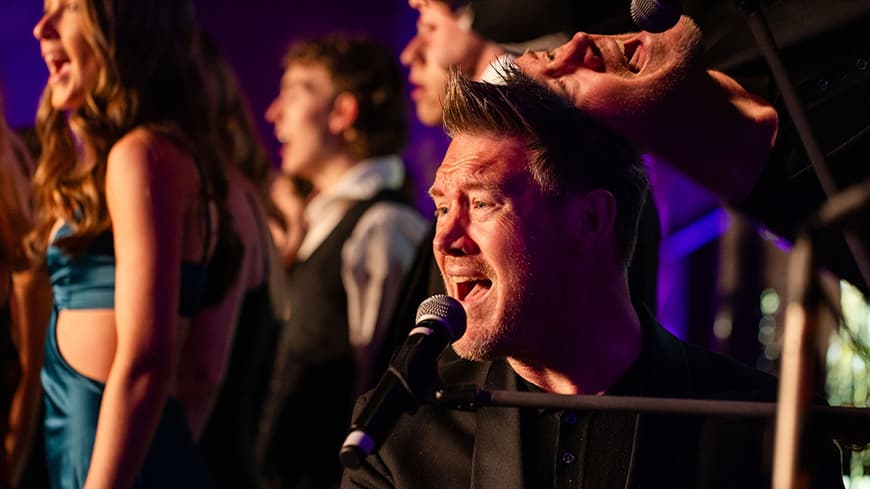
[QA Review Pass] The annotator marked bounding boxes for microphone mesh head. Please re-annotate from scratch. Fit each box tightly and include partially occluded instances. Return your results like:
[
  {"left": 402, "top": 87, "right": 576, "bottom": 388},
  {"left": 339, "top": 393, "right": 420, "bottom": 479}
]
[
  {"left": 630, "top": 0, "right": 681, "bottom": 33},
  {"left": 416, "top": 294, "right": 467, "bottom": 342}
]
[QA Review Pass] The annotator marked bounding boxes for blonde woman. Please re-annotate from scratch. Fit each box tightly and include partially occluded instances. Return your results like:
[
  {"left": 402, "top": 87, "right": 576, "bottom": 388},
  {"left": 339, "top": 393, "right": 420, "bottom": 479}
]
[{"left": 30, "top": 1, "right": 238, "bottom": 487}]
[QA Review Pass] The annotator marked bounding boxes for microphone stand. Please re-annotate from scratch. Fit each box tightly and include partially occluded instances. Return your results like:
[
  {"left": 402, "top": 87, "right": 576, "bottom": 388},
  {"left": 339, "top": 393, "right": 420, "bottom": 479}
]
[
  {"left": 732, "top": 2, "right": 870, "bottom": 487},
  {"left": 433, "top": 385, "right": 870, "bottom": 430}
]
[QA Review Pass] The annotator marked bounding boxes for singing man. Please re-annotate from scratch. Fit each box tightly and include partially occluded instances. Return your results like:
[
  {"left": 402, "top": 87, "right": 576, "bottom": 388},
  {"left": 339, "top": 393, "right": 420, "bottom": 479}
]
[{"left": 341, "top": 66, "right": 843, "bottom": 489}]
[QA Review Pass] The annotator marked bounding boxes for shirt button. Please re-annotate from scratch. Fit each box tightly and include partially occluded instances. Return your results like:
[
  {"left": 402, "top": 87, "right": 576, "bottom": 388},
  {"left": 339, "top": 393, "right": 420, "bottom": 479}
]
[
  {"left": 561, "top": 451, "right": 576, "bottom": 464},
  {"left": 563, "top": 413, "right": 577, "bottom": 425},
  {"left": 817, "top": 78, "right": 830, "bottom": 92}
]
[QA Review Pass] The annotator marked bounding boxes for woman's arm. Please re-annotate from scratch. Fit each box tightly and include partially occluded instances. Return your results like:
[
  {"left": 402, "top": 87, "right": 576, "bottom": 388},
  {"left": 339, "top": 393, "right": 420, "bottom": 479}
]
[{"left": 83, "top": 129, "right": 191, "bottom": 489}]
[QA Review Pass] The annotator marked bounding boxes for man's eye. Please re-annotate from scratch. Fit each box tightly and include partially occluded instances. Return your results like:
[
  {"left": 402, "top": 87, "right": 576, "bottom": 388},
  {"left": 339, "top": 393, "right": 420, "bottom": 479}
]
[
  {"left": 434, "top": 206, "right": 449, "bottom": 218},
  {"left": 418, "top": 23, "right": 435, "bottom": 35},
  {"left": 472, "top": 200, "right": 491, "bottom": 209}
]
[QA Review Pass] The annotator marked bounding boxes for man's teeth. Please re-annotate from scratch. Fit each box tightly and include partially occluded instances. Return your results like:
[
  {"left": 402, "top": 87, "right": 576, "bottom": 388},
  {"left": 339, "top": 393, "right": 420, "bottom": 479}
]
[{"left": 452, "top": 276, "right": 484, "bottom": 283}]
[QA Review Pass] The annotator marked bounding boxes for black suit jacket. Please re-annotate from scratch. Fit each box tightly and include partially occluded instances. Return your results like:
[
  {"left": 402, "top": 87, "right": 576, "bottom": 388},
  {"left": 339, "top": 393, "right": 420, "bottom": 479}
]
[{"left": 342, "top": 316, "right": 843, "bottom": 489}]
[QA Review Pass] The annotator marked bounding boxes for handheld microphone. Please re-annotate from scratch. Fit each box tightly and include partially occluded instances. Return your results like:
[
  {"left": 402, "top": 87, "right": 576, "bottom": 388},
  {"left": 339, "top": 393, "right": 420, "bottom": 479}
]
[
  {"left": 630, "top": 0, "right": 682, "bottom": 33},
  {"left": 339, "top": 294, "right": 466, "bottom": 469}
]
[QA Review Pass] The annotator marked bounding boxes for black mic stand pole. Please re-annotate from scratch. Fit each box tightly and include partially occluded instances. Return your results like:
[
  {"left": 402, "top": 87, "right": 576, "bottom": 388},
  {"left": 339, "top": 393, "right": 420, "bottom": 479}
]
[
  {"left": 732, "top": 2, "right": 870, "bottom": 487},
  {"left": 433, "top": 385, "right": 870, "bottom": 425},
  {"left": 430, "top": 380, "right": 870, "bottom": 461}
]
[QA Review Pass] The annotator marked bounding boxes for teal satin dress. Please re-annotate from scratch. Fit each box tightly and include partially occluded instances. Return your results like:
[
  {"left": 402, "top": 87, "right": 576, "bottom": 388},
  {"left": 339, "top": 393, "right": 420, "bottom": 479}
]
[{"left": 41, "top": 223, "right": 213, "bottom": 489}]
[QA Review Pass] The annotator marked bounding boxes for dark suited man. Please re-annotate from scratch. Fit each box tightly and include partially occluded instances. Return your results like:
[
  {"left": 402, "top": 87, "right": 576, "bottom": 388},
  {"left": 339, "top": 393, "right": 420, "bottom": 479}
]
[{"left": 342, "top": 68, "right": 842, "bottom": 488}]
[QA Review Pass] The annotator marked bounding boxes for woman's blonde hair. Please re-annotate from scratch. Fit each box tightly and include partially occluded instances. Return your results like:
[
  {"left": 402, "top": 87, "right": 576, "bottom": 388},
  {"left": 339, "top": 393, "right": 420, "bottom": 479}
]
[{"left": 29, "top": 0, "right": 222, "bottom": 258}]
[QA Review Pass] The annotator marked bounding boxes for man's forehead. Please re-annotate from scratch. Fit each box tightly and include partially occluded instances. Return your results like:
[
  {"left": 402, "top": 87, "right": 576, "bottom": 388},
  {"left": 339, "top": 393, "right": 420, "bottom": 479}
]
[
  {"left": 416, "top": 0, "right": 455, "bottom": 23},
  {"left": 431, "top": 134, "right": 530, "bottom": 189},
  {"left": 283, "top": 62, "right": 331, "bottom": 84},
  {"left": 409, "top": 0, "right": 456, "bottom": 10},
  {"left": 286, "top": 61, "right": 329, "bottom": 76}
]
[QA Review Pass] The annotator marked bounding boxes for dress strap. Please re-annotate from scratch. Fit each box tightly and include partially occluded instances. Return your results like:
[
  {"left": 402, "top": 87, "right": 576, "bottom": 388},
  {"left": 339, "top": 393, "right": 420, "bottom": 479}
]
[{"left": 147, "top": 123, "right": 214, "bottom": 265}]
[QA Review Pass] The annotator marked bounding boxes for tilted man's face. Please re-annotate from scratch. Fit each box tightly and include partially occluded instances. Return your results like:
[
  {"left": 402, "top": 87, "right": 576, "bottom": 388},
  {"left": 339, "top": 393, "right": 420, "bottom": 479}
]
[{"left": 514, "top": 16, "right": 702, "bottom": 135}]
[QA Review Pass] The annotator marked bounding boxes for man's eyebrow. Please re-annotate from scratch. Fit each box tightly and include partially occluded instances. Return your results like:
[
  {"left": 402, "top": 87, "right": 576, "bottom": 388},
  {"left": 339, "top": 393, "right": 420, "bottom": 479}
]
[
  {"left": 282, "top": 77, "right": 312, "bottom": 90},
  {"left": 427, "top": 181, "right": 503, "bottom": 199},
  {"left": 464, "top": 182, "right": 503, "bottom": 194}
]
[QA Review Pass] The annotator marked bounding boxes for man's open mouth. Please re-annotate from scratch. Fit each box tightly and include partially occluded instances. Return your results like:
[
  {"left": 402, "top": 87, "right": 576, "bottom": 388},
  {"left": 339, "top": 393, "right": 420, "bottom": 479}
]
[
  {"left": 454, "top": 278, "right": 493, "bottom": 302},
  {"left": 620, "top": 39, "right": 646, "bottom": 73}
]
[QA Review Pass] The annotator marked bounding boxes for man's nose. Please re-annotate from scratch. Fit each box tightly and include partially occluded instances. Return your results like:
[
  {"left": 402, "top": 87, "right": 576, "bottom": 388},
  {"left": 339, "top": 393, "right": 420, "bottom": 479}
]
[
  {"left": 400, "top": 34, "right": 424, "bottom": 66},
  {"left": 265, "top": 98, "right": 280, "bottom": 123},
  {"left": 433, "top": 209, "right": 478, "bottom": 257},
  {"left": 547, "top": 33, "right": 602, "bottom": 75}
]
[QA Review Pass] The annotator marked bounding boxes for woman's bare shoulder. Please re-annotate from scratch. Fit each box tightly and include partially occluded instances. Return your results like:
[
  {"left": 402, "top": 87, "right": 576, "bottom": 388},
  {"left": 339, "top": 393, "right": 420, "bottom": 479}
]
[{"left": 107, "top": 127, "right": 199, "bottom": 193}]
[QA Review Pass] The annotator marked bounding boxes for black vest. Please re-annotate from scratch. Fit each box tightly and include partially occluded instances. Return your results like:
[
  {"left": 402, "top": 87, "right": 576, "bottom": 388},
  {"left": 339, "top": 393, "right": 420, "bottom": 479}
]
[
  {"left": 260, "top": 189, "right": 409, "bottom": 487},
  {"left": 283, "top": 189, "right": 407, "bottom": 363}
]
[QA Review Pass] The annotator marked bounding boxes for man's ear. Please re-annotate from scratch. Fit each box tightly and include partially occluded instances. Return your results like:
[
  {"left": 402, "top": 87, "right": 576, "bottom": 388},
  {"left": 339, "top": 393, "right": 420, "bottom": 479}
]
[
  {"left": 328, "top": 91, "right": 359, "bottom": 135},
  {"left": 564, "top": 189, "right": 617, "bottom": 255}
]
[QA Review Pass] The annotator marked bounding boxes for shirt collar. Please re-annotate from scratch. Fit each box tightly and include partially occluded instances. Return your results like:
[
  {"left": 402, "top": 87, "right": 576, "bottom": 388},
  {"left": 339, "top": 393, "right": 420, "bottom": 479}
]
[{"left": 304, "top": 154, "right": 405, "bottom": 221}]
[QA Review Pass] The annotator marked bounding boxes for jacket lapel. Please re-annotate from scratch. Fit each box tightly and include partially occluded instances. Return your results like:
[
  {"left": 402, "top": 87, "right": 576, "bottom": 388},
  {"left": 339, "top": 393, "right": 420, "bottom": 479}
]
[{"left": 471, "top": 359, "right": 525, "bottom": 489}]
